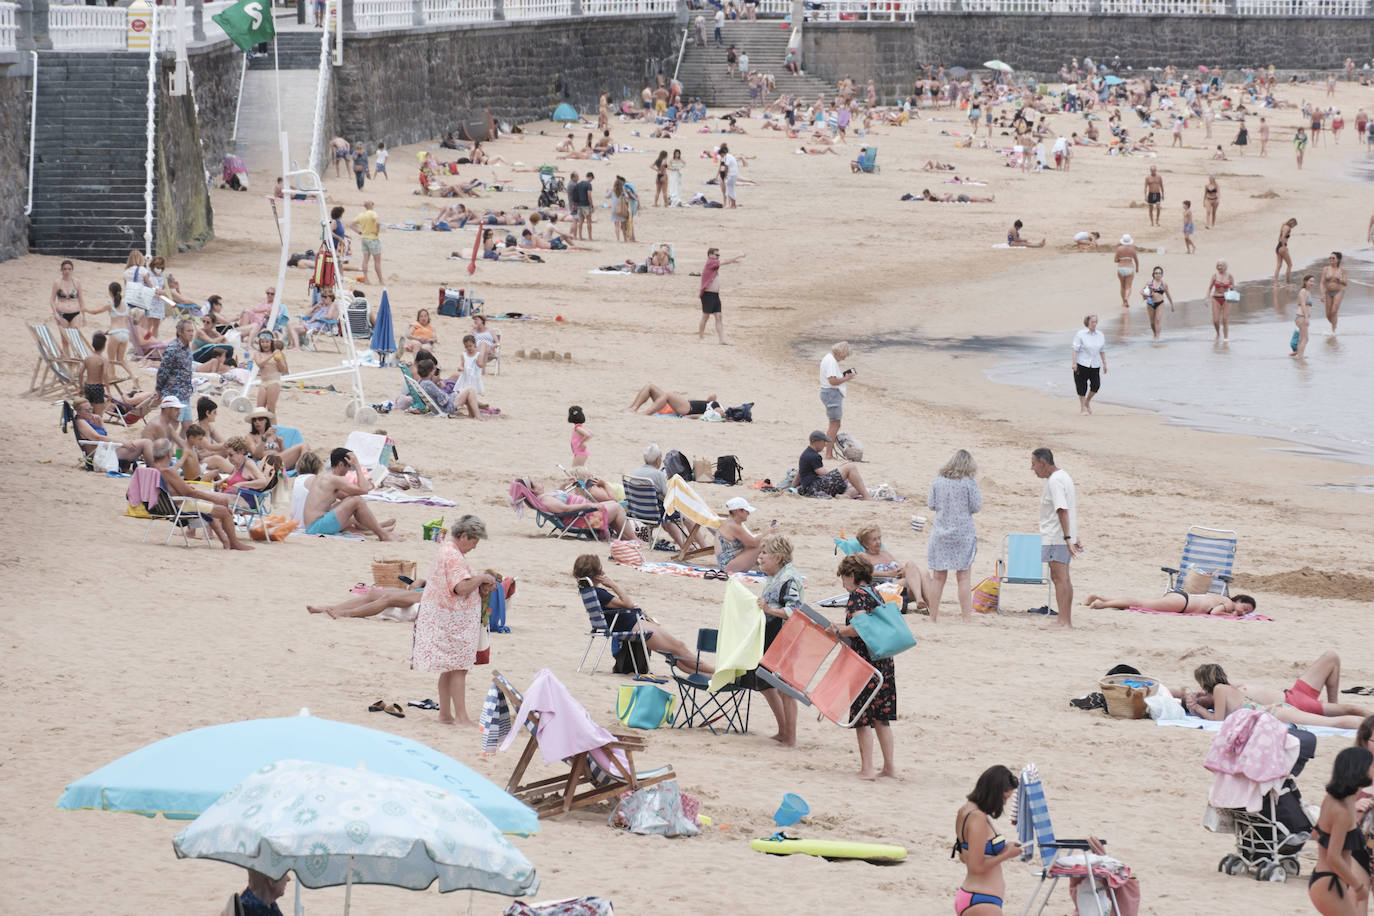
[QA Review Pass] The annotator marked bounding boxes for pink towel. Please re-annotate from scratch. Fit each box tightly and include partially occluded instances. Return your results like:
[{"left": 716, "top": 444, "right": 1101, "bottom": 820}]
[
  {"left": 126, "top": 467, "right": 162, "bottom": 507},
  {"left": 1127, "top": 605, "right": 1272, "bottom": 621},
  {"left": 500, "top": 668, "right": 617, "bottom": 766}
]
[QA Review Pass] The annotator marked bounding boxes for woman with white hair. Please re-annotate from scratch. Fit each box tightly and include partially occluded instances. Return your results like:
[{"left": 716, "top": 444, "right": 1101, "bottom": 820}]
[
  {"left": 818, "top": 341, "right": 855, "bottom": 460},
  {"left": 926, "top": 449, "right": 982, "bottom": 622}
]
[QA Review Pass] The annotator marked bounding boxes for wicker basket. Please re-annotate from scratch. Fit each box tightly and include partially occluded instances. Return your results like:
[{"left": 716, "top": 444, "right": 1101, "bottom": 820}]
[
  {"left": 1099, "top": 674, "right": 1160, "bottom": 719},
  {"left": 372, "top": 559, "right": 417, "bottom": 589}
]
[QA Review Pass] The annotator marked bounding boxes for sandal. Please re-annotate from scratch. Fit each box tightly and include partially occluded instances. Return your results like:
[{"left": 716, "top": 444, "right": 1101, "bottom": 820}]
[
  {"left": 383, "top": 703, "right": 405, "bottom": 718},
  {"left": 408, "top": 698, "right": 440, "bottom": 710},
  {"left": 368, "top": 699, "right": 386, "bottom": 712}
]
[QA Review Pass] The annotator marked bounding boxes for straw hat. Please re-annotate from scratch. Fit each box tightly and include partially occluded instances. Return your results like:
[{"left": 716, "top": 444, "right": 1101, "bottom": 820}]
[{"left": 246, "top": 407, "right": 275, "bottom": 424}]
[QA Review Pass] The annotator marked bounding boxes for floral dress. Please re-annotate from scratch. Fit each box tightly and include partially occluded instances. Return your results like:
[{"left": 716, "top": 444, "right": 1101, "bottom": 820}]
[
  {"left": 410, "top": 539, "right": 478, "bottom": 673},
  {"left": 846, "top": 587, "right": 896, "bottom": 727},
  {"left": 926, "top": 475, "right": 982, "bottom": 571}
]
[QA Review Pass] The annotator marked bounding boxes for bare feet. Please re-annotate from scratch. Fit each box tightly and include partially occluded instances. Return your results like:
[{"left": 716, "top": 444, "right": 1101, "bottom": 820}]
[
  {"left": 1082, "top": 594, "right": 1104, "bottom": 606},
  {"left": 858, "top": 770, "right": 878, "bottom": 781},
  {"left": 231, "top": 542, "right": 255, "bottom": 551},
  {"left": 879, "top": 768, "right": 898, "bottom": 779},
  {"left": 306, "top": 605, "right": 337, "bottom": 618}
]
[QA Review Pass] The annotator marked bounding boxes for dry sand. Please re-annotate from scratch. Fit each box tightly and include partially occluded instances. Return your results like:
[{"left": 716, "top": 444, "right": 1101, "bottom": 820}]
[{"left": 4, "top": 79, "right": 1373, "bottom": 915}]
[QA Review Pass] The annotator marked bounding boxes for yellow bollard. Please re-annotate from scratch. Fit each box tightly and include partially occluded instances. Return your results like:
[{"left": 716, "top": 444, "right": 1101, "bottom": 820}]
[{"left": 127, "top": 0, "right": 153, "bottom": 50}]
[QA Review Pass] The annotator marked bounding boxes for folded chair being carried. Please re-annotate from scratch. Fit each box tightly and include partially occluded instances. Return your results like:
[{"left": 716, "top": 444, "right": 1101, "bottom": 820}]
[
  {"left": 753, "top": 604, "right": 882, "bottom": 728},
  {"left": 493, "top": 668, "right": 675, "bottom": 818}
]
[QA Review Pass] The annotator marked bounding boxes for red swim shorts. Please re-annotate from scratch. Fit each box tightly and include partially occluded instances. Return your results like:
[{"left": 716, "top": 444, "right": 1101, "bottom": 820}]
[{"left": 1283, "top": 679, "right": 1323, "bottom": 715}]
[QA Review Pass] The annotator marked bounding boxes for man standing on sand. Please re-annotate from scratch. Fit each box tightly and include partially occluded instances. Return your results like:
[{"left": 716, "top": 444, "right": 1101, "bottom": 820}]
[
  {"left": 303, "top": 447, "right": 397, "bottom": 540},
  {"left": 1144, "top": 166, "right": 1164, "bottom": 227},
  {"left": 720, "top": 144, "right": 740, "bottom": 208},
  {"left": 567, "top": 171, "right": 584, "bottom": 239},
  {"left": 578, "top": 172, "right": 596, "bottom": 241},
  {"left": 1113, "top": 234, "right": 1139, "bottom": 308},
  {"left": 349, "top": 201, "right": 383, "bottom": 285},
  {"left": 698, "top": 246, "right": 744, "bottom": 345},
  {"left": 1032, "top": 447, "right": 1079, "bottom": 628},
  {"left": 155, "top": 318, "right": 196, "bottom": 437}
]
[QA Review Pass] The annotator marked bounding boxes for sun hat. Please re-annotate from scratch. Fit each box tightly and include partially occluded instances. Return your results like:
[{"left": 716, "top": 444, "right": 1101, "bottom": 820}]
[
  {"left": 159, "top": 395, "right": 184, "bottom": 410},
  {"left": 246, "top": 407, "right": 276, "bottom": 424},
  {"left": 1120, "top": 234, "right": 1133, "bottom": 245},
  {"left": 724, "top": 496, "right": 756, "bottom": 513}
]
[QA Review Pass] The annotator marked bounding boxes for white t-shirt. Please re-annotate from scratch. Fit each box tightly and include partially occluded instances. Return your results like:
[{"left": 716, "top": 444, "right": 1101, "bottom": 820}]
[
  {"left": 818, "top": 352, "right": 845, "bottom": 393},
  {"left": 1073, "top": 327, "right": 1106, "bottom": 368},
  {"left": 714, "top": 9, "right": 724, "bottom": 26},
  {"left": 289, "top": 474, "right": 315, "bottom": 525},
  {"left": 723, "top": 153, "right": 739, "bottom": 180},
  {"left": 375, "top": 148, "right": 389, "bottom": 167},
  {"left": 1039, "top": 468, "right": 1076, "bottom": 543},
  {"left": 1073, "top": 231, "right": 1094, "bottom": 244}
]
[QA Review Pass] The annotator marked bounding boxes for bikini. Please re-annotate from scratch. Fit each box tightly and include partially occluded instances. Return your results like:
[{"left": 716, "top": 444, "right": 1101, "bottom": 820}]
[
  {"left": 1309, "top": 824, "right": 1365, "bottom": 899},
  {"left": 1211, "top": 278, "right": 1232, "bottom": 304},
  {"left": 951, "top": 811, "right": 1007, "bottom": 913},
  {"left": 56, "top": 287, "right": 80, "bottom": 324},
  {"left": 1146, "top": 279, "right": 1166, "bottom": 309}
]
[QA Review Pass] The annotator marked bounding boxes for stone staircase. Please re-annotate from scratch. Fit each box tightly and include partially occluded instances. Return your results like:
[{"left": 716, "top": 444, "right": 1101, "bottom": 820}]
[
  {"left": 30, "top": 52, "right": 157, "bottom": 262},
  {"left": 247, "top": 29, "right": 326, "bottom": 71},
  {"left": 674, "top": 21, "right": 830, "bottom": 109}
]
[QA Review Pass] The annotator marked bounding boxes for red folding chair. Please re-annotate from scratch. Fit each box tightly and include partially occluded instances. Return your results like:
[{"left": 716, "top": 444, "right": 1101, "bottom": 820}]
[{"left": 755, "top": 605, "right": 882, "bottom": 727}]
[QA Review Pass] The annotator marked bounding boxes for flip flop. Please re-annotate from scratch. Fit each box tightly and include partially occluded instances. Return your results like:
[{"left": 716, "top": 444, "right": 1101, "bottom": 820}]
[
  {"left": 383, "top": 703, "right": 406, "bottom": 718},
  {"left": 633, "top": 674, "right": 668, "bottom": 684},
  {"left": 368, "top": 699, "right": 386, "bottom": 712},
  {"left": 1341, "top": 686, "right": 1373, "bottom": 696},
  {"left": 407, "top": 698, "right": 440, "bottom": 710}
]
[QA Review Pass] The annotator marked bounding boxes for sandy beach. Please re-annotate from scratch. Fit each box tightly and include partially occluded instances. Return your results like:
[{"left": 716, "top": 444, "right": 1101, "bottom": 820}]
[{"left": 4, "top": 75, "right": 1374, "bottom": 915}]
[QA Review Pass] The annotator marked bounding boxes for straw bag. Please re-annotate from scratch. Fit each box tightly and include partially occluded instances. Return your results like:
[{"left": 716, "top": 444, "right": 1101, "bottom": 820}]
[
  {"left": 372, "top": 558, "right": 417, "bottom": 588},
  {"left": 610, "top": 539, "right": 644, "bottom": 567},
  {"left": 692, "top": 457, "right": 713, "bottom": 482},
  {"left": 1099, "top": 673, "right": 1159, "bottom": 719},
  {"left": 971, "top": 562, "right": 1002, "bottom": 614},
  {"left": 1182, "top": 566, "right": 1214, "bottom": 594}
]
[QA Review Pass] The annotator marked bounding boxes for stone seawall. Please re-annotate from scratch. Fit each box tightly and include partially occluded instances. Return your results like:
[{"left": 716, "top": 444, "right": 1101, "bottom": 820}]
[
  {"left": 157, "top": 56, "right": 214, "bottom": 256},
  {"left": 803, "top": 17, "right": 1374, "bottom": 98},
  {"left": 0, "top": 70, "right": 32, "bottom": 262},
  {"left": 189, "top": 41, "right": 244, "bottom": 175},
  {"left": 335, "top": 16, "right": 679, "bottom": 147}
]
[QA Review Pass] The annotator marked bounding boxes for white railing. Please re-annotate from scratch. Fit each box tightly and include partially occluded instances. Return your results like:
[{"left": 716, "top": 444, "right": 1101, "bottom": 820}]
[
  {"left": 503, "top": 0, "right": 574, "bottom": 19},
  {"left": 0, "top": 2, "right": 18, "bottom": 53},
  {"left": 1236, "top": 0, "right": 1367, "bottom": 12},
  {"left": 354, "top": 0, "right": 414, "bottom": 29},
  {"left": 583, "top": 0, "right": 677, "bottom": 13},
  {"left": 808, "top": 0, "right": 955, "bottom": 17},
  {"left": 422, "top": 0, "right": 497, "bottom": 23},
  {"left": 1100, "top": 0, "right": 1226, "bottom": 12},
  {"left": 49, "top": 5, "right": 125, "bottom": 50},
  {"left": 962, "top": 0, "right": 1091, "bottom": 10}
]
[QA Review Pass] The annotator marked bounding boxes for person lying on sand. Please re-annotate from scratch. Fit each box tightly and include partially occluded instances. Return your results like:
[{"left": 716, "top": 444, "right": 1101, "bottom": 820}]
[
  {"left": 799, "top": 146, "right": 839, "bottom": 155},
  {"left": 1083, "top": 591, "right": 1255, "bottom": 616},
  {"left": 308, "top": 584, "right": 423, "bottom": 620},
  {"left": 1184, "top": 652, "right": 1371, "bottom": 729},
  {"left": 920, "top": 189, "right": 995, "bottom": 203},
  {"left": 626, "top": 384, "right": 719, "bottom": 417},
  {"left": 923, "top": 160, "right": 957, "bottom": 171}
]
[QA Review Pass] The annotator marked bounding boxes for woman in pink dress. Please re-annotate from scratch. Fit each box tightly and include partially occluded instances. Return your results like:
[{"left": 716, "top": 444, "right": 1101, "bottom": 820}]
[{"left": 411, "top": 515, "right": 496, "bottom": 726}]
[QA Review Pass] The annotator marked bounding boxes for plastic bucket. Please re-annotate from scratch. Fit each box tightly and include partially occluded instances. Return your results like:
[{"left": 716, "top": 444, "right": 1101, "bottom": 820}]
[{"left": 773, "top": 792, "right": 810, "bottom": 826}]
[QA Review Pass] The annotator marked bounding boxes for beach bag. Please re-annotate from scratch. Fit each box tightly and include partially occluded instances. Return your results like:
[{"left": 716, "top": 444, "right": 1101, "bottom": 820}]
[
  {"left": 835, "top": 432, "right": 864, "bottom": 462},
  {"left": 479, "top": 683, "right": 511, "bottom": 754},
  {"left": 614, "top": 194, "right": 630, "bottom": 218},
  {"left": 608, "top": 779, "right": 699, "bottom": 837},
  {"left": 850, "top": 587, "right": 917, "bottom": 660},
  {"left": 610, "top": 538, "right": 645, "bottom": 567},
  {"left": 475, "top": 623, "right": 491, "bottom": 666},
  {"left": 613, "top": 637, "right": 649, "bottom": 675},
  {"left": 125, "top": 272, "right": 155, "bottom": 312},
  {"left": 1183, "top": 565, "right": 1215, "bottom": 594},
  {"left": 692, "top": 457, "right": 713, "bottom": 482},
  {"left": 724, "top": 402, "right": 753, "bottom": 422},
  {"left": 664, "top": 449, "right": 692, "bottom": 481},
  {"left": 1290, "top": 329, "right": 1300, "bottom": 352},
  {"left": 714, "top": 455, "right": 742, "bottom": 485},
  {"left": 971, "top": 562, "right": 1002, "bottom": 614},
  {"left": 504, "top": 899, "right": 614, "bottom": 916},
  {"left": 249, "top": 515, "right": 298, "bottom": 542},
  {"left": 616, "top": 683, "right": 677, "bottom": 729},
  {"left": 92, "top": 442, "right": 120, "bottom": 473}
]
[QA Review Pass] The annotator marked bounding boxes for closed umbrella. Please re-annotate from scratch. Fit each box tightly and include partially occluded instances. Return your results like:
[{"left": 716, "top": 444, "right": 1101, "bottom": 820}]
[
  {"left": 370, "top": 289, "right": 396, "bottom": 367},
  {"left": 173, "top": 760, "right": 539, "bottom": 912},
  {"left": 552, "top": 102, "right": 579, "bottom": 124},
  {"left": 56, "top": 711, "right": 539, "bottom": 836},
  {"left": 983, "top": 60, "right": 1014, "bottom": 73}
]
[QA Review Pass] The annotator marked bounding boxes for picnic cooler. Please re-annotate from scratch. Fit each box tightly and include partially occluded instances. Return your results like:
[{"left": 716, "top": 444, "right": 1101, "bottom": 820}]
[
  {"left": 1099, "top": 673, "right": 1159, "bottom": 719},
  {"left": 372, "top": 558, "right": 417, "bottom": 588}
]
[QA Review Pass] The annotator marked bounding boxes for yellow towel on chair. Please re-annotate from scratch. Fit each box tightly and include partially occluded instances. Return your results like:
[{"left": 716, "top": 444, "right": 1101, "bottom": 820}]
[{"left": 708, "top": 578, "right": 766, "bottom": 693}]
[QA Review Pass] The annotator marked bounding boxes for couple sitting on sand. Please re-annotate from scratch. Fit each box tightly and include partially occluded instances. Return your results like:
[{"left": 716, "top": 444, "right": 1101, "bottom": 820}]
[{"left": 1183, "top": 650, "right": 1370, "bottom": 730}]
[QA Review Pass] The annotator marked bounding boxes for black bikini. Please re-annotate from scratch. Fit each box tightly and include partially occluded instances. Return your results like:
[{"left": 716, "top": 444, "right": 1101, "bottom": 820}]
[
  {"left": 1309, "top": 824, "right": 1367, "bottom": 898},
  {"left": 57, "top": 287, "right": 79, "bottom": 324}
]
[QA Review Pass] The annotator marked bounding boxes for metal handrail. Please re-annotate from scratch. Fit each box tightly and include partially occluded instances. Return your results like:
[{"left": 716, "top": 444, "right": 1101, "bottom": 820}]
[
  {"left": 24, "top": 50, "right": 36, "bottom": 216},
  {"left": 142, "top": 3, "right": 158, "bottom": 254},
  {"left": 671, "top": 26, "right": 687, "bottom": 84}
]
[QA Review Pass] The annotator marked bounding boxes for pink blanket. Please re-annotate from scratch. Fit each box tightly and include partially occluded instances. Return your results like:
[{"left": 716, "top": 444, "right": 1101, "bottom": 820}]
[{"left": 1128, "top": 605, "right": 1272, "bottom": 621}]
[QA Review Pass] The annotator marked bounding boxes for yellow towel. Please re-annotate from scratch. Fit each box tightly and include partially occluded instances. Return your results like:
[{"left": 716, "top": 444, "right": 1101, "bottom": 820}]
[{"left": 708, "top": 578, "right": 765, "bottom": 693}]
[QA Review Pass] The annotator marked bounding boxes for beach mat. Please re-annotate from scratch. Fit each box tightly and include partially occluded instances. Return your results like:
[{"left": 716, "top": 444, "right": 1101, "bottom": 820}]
[
  {"left": 1127, "top": 605, "right": 1272, "bottom": 622},
  {"left": 1157, "top": 715, "right": 1354, "bottom": 738},
  {"left": 637, "top": 562, "right": 768, "bottom": 584}
]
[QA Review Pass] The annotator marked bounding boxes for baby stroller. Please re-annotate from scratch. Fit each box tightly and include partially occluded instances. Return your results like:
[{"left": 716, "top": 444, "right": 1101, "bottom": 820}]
[
  {"left": 538, "top": 167, "right": 566, "bottom": 209},
  {"left": 1209, "top": 722, "right": 1315, "bottom": 883}
]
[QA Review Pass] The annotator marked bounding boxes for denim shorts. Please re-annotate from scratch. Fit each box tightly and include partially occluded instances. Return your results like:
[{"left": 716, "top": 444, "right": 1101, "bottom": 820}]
[{"left": 819, "top": 386, "right": 844, "bottom": 420}]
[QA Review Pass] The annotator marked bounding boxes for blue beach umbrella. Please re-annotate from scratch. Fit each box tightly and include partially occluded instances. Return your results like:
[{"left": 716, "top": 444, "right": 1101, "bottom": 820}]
[
  {"left": 56, "top": 712, "right": 539, "bottom": 836},
  {"left": 370, "top": 289, "right": 396, "bottom": 366},
  {"left": 552, "top": 102, "right": 579, "bottom": 124},
  {"left": 1103, "top": 75, "right": 1125, "bottom": 86}
]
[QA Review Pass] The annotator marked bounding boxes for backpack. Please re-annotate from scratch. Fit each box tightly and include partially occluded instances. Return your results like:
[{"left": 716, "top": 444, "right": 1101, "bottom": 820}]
[
  {"left": 835, "top": 432, "right": 864, "bottom": 462},
  {"left": 714, "top": 455, "right": 742, "bottom": 485},
  {"left": 613, "top": 639, "right": 650, "bottom": 675},
  {"left": 724, "top": 402, "right": 753, "bottom": 422},
  {"left": 663, "top": 449, "right": 692, "bottom": 481}
]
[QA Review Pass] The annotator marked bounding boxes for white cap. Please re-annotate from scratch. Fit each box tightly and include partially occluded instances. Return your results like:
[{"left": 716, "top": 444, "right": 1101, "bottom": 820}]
[
  {"left": 724, "top": 496, "right": 756, "bottom": 513},
  {"left": 159, "top": 395, "right": 185, "bottom": 410}
]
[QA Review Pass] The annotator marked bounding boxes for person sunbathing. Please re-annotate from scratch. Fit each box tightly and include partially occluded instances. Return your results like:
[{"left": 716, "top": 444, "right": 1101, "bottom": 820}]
[
  {"left": 625, "top": 383, "right": 719, "bottom": 417},
  {"left": 648, "top": 244, "right": 674, "bottom": 274},
  {"left": 481, "top": 229, "right": 534, "bottom": 262},
  {"left": 149, "top": 439, "right": 253, "bottom": 550},
  {"left": 414, "top": 358, "right": 483, "bottom": 418},
  {"left": 308, "top": 583, "right": 425, "bottom": 620},
  {"left": 468, "top": 141, "right": 508, "bottom": 167},
  {"left": 245, "top": 409, "right": 310, "bottom": 471},
  {"left": 71, "top": 396, "right": 156, "bottom": 466},
  {"left": 1083, "top": 591, "right": 1255, "bottom": 616},
  {"left": 301, "top": 446, "right": 397, "bottom": 540},
  {"left": 1185, "top": 652, "right": 1371, "bottom": 729},
  {"left": 921, "top": 189, "right": 996, "bottom": 203},
  {"left": 853, "top": 523, "right": 932, "bottom": 612},
  {"left": 799, "top": 146, "right": 839, "bottom": 155},
  {"left": 923, "top": 160, "right": 957, "bottom": 170},
  {"left": 513, "top": 476, "right": 629, "bottom": 537},
  {"left": 573, "top": 554, "right": 712, "bottom": 674}
]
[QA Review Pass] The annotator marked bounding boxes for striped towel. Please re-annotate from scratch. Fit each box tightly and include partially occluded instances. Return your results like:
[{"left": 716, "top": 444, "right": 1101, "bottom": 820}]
[
  {"left": 1022, "top": 771, "right": 1057, "bottom": 866},
  {"left": 479, "top": 684, "right": 511, "bottom": 755}
]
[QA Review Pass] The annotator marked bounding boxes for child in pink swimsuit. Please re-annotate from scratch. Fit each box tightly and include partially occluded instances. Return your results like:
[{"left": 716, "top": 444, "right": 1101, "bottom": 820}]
[{"left": 568, "top": 406, "right": 590, "bottom": 467}]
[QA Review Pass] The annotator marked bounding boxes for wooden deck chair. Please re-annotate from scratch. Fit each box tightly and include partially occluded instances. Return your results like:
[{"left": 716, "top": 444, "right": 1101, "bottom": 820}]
[
  {"left": 754, "top": 604, "right": 883, "bottom": 727},
  {"left": 30, "top": 324, "right": 84, "bottom": 399},
  {"left": 1162, "top": 526, "right": 1237, "bottom": 596},
  {"left": 576, "top": 577, "right": 650, "bottom": 674},
  {"left": 127, "top": 468, "right": 218, "bottom": 548},
  {"left": 60, "top": 327, "right": 134, "bottom": 396},
  {"left": 1002, "top": 533, "right": 1052, "bottom": 611},
  {"left": 492, "top": 669, "right": 675, "bottom": 819},
  {"left": 509, "top": 478, "right": 611, "bottom": 541},
  {"left": 663, "top": 474, "right": 721, "bottom": 563}
]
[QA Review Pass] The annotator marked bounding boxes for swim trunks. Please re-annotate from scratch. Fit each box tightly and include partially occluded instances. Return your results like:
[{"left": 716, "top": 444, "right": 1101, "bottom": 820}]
[
  {"left": 306, "top": 509, "right": 343, "bottom": 536},
  {"left": 361, "top": 237, "right": 381, "bottom": 255},
  {"left": 1283, "top": 678, "right": 1324, "bottom": 715},
  {"left": 84, "top": 383, "right": 106, "bottom": 404},
  {"left": 700, "top": 291, "right": 722, "bottom": 314},
  {"left": 1147, "top": 192, "right": 1161, "bottom": 204}
]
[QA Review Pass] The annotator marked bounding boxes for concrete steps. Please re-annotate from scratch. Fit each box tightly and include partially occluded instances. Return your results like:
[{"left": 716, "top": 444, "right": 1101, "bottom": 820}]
[
  {"left": 248, "top": 30, "right": 328, "bottom": 71},
  {"left": 29, "top": 51, "right": 157, "bottom": 262},
  {"left": 676, "top": 21, "right": 830, "bottom": 108}
]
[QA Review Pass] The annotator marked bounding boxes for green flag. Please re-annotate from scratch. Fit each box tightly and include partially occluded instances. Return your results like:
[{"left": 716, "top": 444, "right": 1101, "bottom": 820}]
[{"left": 213, "top": 0, "right": 275, "bottom": 53}]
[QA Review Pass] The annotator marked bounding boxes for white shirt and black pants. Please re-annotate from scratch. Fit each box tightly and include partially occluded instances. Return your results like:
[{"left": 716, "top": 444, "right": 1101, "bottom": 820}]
[{"left": 1072, "top": 326, "right": 1106, "bottom": 413}]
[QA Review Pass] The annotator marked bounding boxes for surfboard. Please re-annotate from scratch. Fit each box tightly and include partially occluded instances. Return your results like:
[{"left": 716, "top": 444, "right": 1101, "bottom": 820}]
[{"left": 750, "top": 836, "right": 908, "bottom": 863}]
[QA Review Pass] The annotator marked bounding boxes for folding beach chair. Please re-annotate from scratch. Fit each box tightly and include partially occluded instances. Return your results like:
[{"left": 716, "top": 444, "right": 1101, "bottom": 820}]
[
  {"left": 1018, "top": 764, "right": 1126, "bottom": 916},
  {"left": 128, "top": 468, "right": 218, "bottom": 548},
  {"left": 622, "top": 475, "right": 669, "bottom": 545},
  {"left": 398, "top": 363, "right": 451, "bottom": 417},
  {"left": 509, "top": 478, "right": 611, "bottom": 541},
  {"left": 60, "top": 327, "right": 133, "bottom": 396},
  {"left": 492, "top": 669, "right": 675, "bottom": 818},
  {"left": 855, "top": 146, "right": 879, "bottom": 172},
  {"left": 1162, "top": 525, "right": 1237, "bottom": 596},
  {"left": 347, "top": 295, "right": 372, "bottom": 339},
  {"left": 305, "top": 315, "right": 343, "bottom": 353},
  {"left": 29, "top": 324, "right": 84, "bottom": 400},
  {"left": 576, "top": 577, "right": 650, "bottom": 674},
  {"left": 663, "top": 474, "right": 721, "bottom": 563},
  {"left": 1002, "top": 533, "right": 1052, "bottom": 610},
  {"left": 669, "top": 628, "right": 751, "bottom": 735},
  {"left": 754, "top": 605, "right": 883, "bottom": 727}
]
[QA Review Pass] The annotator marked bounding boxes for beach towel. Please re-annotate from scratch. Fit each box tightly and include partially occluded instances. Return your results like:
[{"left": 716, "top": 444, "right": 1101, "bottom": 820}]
[
  {"left": 1156, "top": 715, "right": 1355, "bottom": 738},
  {"left": 479, "top": 683, "right": 512, "bottom": 755},
  {"left": 500, "top": 668, "right": 618, "bottom": 765},
  {"left": 126, "top": 467, "right": 161, "bottom": 508},
  {"left": 708, "top": 579, "right": 766, "bottom": 693},
  {"left": 363, "top": 490, "right": 457, "bottom": 507},
  {"left": 636, "top": 562, "right": 768, "bottom": 585},
  {"left": 1019, "top": 765, "right": 1056, "bottom": 865},
  {"left": 663, "top": 475, "right": 723, "bottom": 530},
  {"left": 1127, "top": 605, "right": 1272, "bottom": 621}
]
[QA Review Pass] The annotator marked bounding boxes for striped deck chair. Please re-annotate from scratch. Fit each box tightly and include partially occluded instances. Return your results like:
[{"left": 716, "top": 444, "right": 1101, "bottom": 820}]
[
  {"left": 754, "top": 604, "right": 882, "bottom": 727},
  {"left": 60, "top": 327, "right": 134, "bottom": 396},
  {"left": 1016, "top": 763, "right": 1125, "bottom": 916},
  {"left": 30, "top": 324, "right": 84, "bottom": 399},
  {"left": 1162, "top": 526, "right": 1238, "bottom": 596},
  {"left": 663, "top": 474, "right": 721, "bottom": 563},
  {"left": 576, "top": 577, "right": 651, "bottom": 674},
  {"left": 621, "top": 475, "right": 667, "bottom": 544}
]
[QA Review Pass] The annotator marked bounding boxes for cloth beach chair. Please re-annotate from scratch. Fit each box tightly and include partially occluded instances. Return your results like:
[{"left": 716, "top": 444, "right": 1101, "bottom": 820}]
[
  {"left": 304, "top": 314, "right": 343, "bottom": 353},
  {"left": 397, "top": 363, "right": 451, "bottom": 417},
  {"left": 63, "top": 401, "right": 137, "bottom": 473},
  {"left": 1016, "top": 764, "right": 1129, "bottom": 916},
  {"left": 622, "top": 475, "right": 669, "bottom": 545},
  {"left": 754, "top": 605, "right": 883, "bottom": 727},
  {"left": 663, "top": 474, "right": 721, "bottom": 563},
  {"left": 576, "top": 577, "right": 651, "bottom": 674},
  {"left": 60, "top": 327, "right": 134, "bottom": 396},
  {"left": 30, "top": 324, "right": 84, "bottom": 399},
  {"left": 492, "top": 668, "right": 675, "bottom": 818},
  {"left": 509, "top": 478, "right": 611, "bottom": 541},
  {"left": 127, "top": 467, "right": 217, "bottom": 548},
  {"left": 1162, "top": 525, "right": 1237, "bottom": 596},
  {"left": 855, "top": 147, "right": 879, "bottom": 172},
  {"left": 347, "top": 295, "right": 372, "bottom": 339},
  {"left": 127, "top": 319, "right": 167, "bottom": 362},
  {"left": 669, "top": 628, "right": 751, "bottom": 735},
  {"left": 1002, "top": 533, "right": 1052, "bottom": 610}
]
